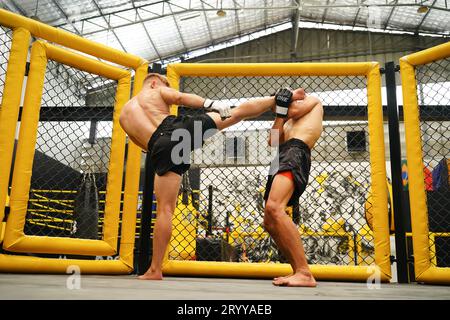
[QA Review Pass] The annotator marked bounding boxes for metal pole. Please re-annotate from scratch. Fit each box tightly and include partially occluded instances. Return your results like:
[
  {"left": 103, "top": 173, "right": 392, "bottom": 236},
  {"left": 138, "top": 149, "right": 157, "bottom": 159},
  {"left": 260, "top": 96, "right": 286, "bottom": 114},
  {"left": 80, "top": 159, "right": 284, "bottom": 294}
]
[
  {"left": 137, "top": 63, "right": 161, "bottom": 275},
  {"left": 385, "top": 61, "right": 410, "bottom": 283},
  {"left": 207, "top": 185, "right": 213, "bottom": 236}
]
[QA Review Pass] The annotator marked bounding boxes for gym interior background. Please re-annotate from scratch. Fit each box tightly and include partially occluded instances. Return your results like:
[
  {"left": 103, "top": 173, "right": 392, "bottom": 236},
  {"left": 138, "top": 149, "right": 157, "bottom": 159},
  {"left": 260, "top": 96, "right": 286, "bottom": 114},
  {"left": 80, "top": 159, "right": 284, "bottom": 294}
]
[{"left": 0, "top": 0, "right": 449, "bottom": 296}]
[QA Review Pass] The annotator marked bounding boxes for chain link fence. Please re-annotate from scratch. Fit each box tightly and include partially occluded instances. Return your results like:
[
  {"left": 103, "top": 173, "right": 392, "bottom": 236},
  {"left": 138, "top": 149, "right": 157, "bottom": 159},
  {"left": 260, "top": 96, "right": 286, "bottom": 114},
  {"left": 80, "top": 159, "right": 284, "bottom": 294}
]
[
  {"left": 416, "top": 58, "right": 450, "bottom": 268},
  {"left": 0, "top": 26, "right": 12, "bottom": 103},
  {"left": 165, "top": 74, "right": 376, "bottom": 267}
]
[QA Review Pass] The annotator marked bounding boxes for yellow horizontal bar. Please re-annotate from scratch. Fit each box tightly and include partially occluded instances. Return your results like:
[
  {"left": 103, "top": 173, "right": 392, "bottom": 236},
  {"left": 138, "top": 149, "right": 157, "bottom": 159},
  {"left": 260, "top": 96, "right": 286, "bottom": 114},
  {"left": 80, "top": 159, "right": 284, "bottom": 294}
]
[
  {"left": 26, "top": 220, "right": 70, "bottom": 231},
  {"left": 28, "top": 211, "right": 71, "bottom": 221},
  {"left": 163, "top": 260, "right": 390, "bottom": 282},
  {"left": 30, "top": 199, "right": 74, "bottom": 205},
  {"left": 29, "top": 204, "right": 73, "bottom": 213},
  {"left": 27, "top": 218, "right": 71, "bottom": 224},
  {"left": 6, "top": 236, "right": 115, "bottom": 256},
  {"left": 229, "top": 230, "right": 353, "bottom": 239},
  {"left": 416, "top": 267, "right": 450, "bottom": 285},
  {"left": 0, "top": 9, "right": 145, "bottom": 69},
  {"left": 167, "top": 62, "right": 376, "bottom": 77},
  {"left": 41, "top": 41, "right": 130, "bottom": 81},
  {"left": 31, "top": 189, "right": 77, "bottom": 193},
  {"left": 0, "top": 254, "right": 131, "bottom": 274},
  {"left": 428, "top": 233, "right": 450, "bottom": 237},
  {"left": 401, "top": 41, "right": 450, "bottom": 66}
]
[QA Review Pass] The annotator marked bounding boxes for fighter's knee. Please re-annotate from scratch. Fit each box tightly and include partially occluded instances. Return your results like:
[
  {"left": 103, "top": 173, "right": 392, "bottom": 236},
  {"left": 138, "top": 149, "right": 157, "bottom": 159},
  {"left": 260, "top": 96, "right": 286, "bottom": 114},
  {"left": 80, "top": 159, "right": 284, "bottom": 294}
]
[
  {"left": 263, "top": 202, "right": 282, "bottom": 231},
  {"left": 264, "top": 199, "right": 284, "bottom": 218},
  {"left": 157, "top": 204, "right": 175, "bottom": 216}
]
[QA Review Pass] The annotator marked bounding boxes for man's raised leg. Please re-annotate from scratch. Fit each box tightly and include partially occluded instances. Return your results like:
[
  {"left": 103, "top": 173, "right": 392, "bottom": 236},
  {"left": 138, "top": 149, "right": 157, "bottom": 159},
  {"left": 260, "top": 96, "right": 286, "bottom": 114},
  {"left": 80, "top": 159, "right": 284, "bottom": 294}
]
[
  {"left": 207, "top": 88, "right": 305, "bottom": 131},
  {"left": 138, "top": 171, "right": 182, "bottom": 280},
  {"left": 207, "top": 96, "right": 276, "bottom": 131},
  {"left": 264, "top": 174, "right": 316, "bottom": 287}
]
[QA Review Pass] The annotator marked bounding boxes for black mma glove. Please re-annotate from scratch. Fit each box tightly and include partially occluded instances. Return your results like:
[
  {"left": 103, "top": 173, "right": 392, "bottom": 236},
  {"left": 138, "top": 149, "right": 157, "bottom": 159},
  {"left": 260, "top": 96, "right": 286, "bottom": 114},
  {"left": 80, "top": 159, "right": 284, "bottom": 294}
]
[{"left": 274, "top": 87, "right": 293, "bottom": 118}]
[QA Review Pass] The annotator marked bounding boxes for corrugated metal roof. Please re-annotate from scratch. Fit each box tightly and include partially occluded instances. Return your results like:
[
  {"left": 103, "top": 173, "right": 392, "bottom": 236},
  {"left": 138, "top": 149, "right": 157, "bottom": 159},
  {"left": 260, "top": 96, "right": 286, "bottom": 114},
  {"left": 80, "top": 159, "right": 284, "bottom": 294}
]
[{"left": 2, "top": 0, "right": 449, "bottom": 63}]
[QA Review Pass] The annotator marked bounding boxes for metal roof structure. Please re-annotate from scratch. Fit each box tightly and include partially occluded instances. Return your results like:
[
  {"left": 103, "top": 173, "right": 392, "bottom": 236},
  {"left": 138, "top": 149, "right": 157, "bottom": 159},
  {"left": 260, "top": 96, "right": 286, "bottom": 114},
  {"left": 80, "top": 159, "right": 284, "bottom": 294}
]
[{"left": 2, "top": 1, "right": 449, "bottom": 63}]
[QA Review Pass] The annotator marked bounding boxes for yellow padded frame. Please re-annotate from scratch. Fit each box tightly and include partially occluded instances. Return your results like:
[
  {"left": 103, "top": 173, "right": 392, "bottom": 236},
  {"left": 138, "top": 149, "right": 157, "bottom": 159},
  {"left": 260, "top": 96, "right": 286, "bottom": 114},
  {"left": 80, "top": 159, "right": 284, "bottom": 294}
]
[
  {"left": 163, "top": 62, "right": 391, "bottom": 282},
  {"left": 2, "top": 41, "right": 130, "bottom": 256},
  {"left": 0, "top": 9, "right": 148, "bottom": 273},
  {"left": 400, "top": 41, "right": 450, "bottom": 285},
  {"left": 0, "top": 63, "right": 148, "bottom": 274}
]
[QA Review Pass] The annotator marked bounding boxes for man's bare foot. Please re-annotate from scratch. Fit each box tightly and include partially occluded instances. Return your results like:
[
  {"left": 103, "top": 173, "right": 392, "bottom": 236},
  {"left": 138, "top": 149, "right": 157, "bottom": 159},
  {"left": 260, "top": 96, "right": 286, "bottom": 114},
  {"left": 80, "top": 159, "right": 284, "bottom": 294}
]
[
  {"left": 272, "top": 271, "right": 316, "bottom": 287},
  {"left": 273, "top": 274, "right": 292, "bottom": 281},
  {"left": 137, "top": 270, "right": 163, "bottom": 280}
]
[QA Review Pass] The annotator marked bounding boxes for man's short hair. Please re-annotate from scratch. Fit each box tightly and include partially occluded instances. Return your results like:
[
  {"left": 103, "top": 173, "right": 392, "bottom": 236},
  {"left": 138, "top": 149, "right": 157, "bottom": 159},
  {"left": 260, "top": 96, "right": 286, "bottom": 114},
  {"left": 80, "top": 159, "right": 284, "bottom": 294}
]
[{"left": 143, "top": 73, "right": 170, "bottom": 87}]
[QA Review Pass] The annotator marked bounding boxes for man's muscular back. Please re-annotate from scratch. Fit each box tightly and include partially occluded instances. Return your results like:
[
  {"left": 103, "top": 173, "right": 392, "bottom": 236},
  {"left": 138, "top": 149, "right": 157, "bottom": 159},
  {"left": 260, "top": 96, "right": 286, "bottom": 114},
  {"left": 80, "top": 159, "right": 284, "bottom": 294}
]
[{"left": 119, "top": 86, "right": 170, "bottom": 151}]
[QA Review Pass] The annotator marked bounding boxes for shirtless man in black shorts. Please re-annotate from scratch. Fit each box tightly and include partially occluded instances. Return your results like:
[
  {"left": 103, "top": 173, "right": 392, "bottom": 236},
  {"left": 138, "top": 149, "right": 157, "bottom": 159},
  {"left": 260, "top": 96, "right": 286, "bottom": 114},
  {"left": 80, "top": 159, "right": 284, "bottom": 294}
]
[{"left": 119, "top": 73, "right": 304, "bottom": 281}]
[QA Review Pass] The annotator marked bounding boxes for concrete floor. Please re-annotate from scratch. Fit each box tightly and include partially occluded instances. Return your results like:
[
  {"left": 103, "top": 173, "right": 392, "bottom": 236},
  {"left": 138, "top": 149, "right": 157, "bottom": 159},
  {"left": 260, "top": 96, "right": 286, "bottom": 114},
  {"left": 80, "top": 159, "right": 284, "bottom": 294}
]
[{"left": 0, "top": 274, "right": 449, "bottom": 300}]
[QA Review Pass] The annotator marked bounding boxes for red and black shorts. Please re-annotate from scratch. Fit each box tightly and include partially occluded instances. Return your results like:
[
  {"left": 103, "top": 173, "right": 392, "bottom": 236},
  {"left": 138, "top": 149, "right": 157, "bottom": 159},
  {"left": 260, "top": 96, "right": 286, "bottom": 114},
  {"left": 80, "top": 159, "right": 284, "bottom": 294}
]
[{"left": 263, "top": 138, "right": 312, "bottom": 207}]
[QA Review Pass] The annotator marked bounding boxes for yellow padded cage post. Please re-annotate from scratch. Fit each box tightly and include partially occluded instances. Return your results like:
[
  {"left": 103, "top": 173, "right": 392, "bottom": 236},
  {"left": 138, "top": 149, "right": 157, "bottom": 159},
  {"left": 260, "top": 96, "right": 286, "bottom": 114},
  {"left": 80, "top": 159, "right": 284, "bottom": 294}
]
[
  {"left": 119, "top": 63, "right": 149, "bottom": 269},
  {"left": 400, "top": 41, "right": 450, "bottom": 285},
  {"left": 162, "top": 62, "right": 391, "bottom": 282},
  {"left": 3, "top": 41, "right": 131, "bottom": 256},
  {"left": 0, "top": 28, "right": 30, "bottom": 228}
]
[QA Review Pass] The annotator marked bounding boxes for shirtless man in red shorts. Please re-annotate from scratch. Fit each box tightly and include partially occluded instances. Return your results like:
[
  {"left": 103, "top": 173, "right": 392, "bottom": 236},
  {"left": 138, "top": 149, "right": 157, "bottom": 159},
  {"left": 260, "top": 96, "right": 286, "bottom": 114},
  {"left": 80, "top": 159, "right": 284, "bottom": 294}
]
[{"left": 264, "top": 91, "right": 324, "bottom": 287}]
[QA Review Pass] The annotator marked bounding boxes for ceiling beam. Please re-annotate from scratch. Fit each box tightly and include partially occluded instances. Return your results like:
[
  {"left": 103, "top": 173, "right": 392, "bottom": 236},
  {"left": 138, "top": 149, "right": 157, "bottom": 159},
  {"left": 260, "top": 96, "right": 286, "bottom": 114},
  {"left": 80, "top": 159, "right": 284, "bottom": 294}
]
[
  {"left": 322, "top": 0, "right": 331, "bottom": 23},
  {"left": 167, "top": 2, "right": 189, "bottom": 54},
  {"left": 416, "top": 0, "right": 438, "bottom": 32},
  {"left": 384, "top": 0, "right": 399, "bottom": 30},
  {"left": 200, "top": 1, "right": 215, "bottom": 45},
  {"left": 232, "top": 0, "right": 242, "bottom": 35},
  {"left": 50, "top": 0, "right": 83, "bottom": 35},
  {"left": 293, "top": 0, "right": 301, "bottom": 52},
  {"left": 264, "top": 0, "right": 269, "bottom": 27},
  {"left": 131, "top": 0, "right": 163, "bottom": 61},
  {"left": 3, "top": 0, "right": 27, "bottom": 16},
  {"left": 90, "top": 0, "right": 128, "bottom": 52},
  {"left": 352, "top": 0, "right": 367, "bottom": 27}
]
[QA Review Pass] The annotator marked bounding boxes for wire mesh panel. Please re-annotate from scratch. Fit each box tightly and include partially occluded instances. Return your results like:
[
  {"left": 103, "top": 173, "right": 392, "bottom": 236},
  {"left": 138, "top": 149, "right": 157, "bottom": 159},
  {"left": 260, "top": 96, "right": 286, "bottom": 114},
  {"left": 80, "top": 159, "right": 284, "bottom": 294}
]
[
  {"left": 0, "top": 26, "right": 12, "bottom": 106},
  {"left": 166, "top": 74, "right": 376, "bottom": 267},
  {"left": 415, "top": 58, "right": 450, "bottom": 268},
  {"left": 23, "top": 58, "right": 118, "bottom": 241}
]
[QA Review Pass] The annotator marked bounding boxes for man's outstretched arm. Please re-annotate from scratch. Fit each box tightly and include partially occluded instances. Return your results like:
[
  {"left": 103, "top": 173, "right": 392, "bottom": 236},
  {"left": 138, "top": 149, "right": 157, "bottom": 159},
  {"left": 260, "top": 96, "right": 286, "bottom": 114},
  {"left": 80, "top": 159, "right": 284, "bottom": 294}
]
[
  {"left": 160, "top": 87, "right": 231, "bottom": 118},
  {"left": 159, "top": 87, "right": 205, "bottom": 108},
  {"left": 268, "top": 118, "right": 285, "bottom": 147},
  {"left": 288, "top": 95, "right": 322, "bottom": 119}
]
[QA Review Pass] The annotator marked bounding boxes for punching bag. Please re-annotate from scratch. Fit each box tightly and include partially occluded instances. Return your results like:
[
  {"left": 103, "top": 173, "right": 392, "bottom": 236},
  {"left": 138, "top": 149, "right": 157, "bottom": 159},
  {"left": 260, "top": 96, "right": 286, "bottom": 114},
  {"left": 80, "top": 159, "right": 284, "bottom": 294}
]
[{"left": 71, "top": 172, "right": 99, "bottom": 239}]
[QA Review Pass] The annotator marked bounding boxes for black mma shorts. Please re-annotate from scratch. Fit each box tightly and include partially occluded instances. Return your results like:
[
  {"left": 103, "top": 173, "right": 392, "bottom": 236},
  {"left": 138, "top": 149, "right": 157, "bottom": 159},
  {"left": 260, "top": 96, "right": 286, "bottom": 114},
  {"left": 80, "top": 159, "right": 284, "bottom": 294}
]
[
  {"left": 146, "top": 114, "right": 218, "bottom": 176},
  {"left": 263, "top": 138, "right": 312, "bottom": 206}
]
